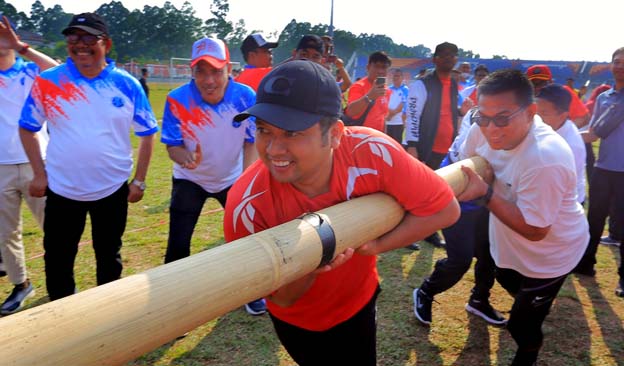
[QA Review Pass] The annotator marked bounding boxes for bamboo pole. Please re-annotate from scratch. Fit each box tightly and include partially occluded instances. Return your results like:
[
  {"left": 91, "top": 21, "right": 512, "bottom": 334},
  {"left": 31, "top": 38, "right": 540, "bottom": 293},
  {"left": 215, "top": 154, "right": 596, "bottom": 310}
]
[{"left": 0, "top": 156, "right": 488, "bottom": 366}]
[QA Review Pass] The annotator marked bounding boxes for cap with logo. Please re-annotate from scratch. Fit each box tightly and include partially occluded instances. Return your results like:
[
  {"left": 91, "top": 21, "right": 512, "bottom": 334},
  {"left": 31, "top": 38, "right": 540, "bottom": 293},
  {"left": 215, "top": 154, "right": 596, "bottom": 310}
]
[
  {"left": 296, "top": 34, "right": 324, "bottom": 54},
  {"left": 240, "top": 33, "right": 279, "bottom": 56},
  {"left": 191, "top": 37, "right": 230, "bottom": 69},
  {"left": 234, "top": 60, "right": 341, "bottom": 131},
  {"left": 62, "top": 12, "right": 109, "bottom": 36},
  {"left": 526, "top": 65, "right": 553, "bottom": 81}
]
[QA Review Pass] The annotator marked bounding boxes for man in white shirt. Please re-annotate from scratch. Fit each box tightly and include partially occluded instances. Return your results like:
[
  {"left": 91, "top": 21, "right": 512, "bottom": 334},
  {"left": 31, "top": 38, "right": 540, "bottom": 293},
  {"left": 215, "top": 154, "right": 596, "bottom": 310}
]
[
  {"left": 0, "top": 14, "right": 57, "bottom": 314},
  {"left": 536, "top": 84, "right": 586, "bottom": 204},
  {"left": 458, "top": 69, "right": 589, "bottom": 366}
]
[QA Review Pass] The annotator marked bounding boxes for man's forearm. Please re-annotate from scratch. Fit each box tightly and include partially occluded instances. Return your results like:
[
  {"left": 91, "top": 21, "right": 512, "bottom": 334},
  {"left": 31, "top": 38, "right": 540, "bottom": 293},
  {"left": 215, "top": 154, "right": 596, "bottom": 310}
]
[
  {"left": 134, "top": 134, "right": 155, "bottom": 181},
  {"left": 486, "top": 191, "right": 550, "bottom": 241},
  {"left": 18, "top": 128, "right": 46, "bottom": 176},
  {"left": 20, "top": 45, "right": 58, "bottom": 71}
]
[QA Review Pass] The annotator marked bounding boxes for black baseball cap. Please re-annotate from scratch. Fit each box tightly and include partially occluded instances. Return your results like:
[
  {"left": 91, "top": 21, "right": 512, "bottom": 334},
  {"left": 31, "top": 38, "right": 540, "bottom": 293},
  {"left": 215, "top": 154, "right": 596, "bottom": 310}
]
[
  {"left": 240, "top": 33, "right": 278, "bottom": 56},
  {"left": 434, "top": 42, "right": 458, "bottom": 56},
  {"left": 234, "top": 60, "right": 341, "bottom": 131},
  {"left": 62, "top": 12, "right": 109, "bottom": 36},
  {"left": 296, "top": 34, "right": 324, "bottom": 53}
]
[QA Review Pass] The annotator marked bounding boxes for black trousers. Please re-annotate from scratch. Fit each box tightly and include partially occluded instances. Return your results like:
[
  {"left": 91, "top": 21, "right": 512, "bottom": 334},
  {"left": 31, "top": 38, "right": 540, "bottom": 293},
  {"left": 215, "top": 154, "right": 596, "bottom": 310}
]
[
  {"left": 497, "top": 268, "right": 567, "bottom": 366},
  {"left": 165, "top": 178, "right": 230, "bottom": 263},
  {"left": 385, "top": 124, "right": 404, "bottom": 145},
  {"left": 269, "top": 286, "right": 380, "bottom": 366},
  {"left": 43, "top": 184, "right": 128, "bottom": 300},
  {"left": 577, "top": 167, "right": 624, "bottom": 277},
  {"left": 421, "top": 207, "right": 495, "bottom": 300}
]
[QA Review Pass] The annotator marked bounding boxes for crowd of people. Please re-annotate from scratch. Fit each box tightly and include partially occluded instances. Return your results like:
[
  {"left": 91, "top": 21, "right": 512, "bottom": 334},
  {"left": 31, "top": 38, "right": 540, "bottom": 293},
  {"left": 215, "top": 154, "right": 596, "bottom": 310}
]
[{"left": 1, "top": 11, "right": 623, "bottom": 366}]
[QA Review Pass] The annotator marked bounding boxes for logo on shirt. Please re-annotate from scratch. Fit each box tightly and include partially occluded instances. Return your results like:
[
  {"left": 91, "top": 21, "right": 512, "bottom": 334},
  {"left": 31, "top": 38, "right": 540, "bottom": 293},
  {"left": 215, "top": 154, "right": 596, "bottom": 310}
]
[
  {"left": 232, "top": 173, "right": 266, "bottom": 233},
  {"left": 351, "top": 133, "right": 400, "bottom": 167},
  {"left": 112, "top": 96, "right": 124, "bottom": 108}
]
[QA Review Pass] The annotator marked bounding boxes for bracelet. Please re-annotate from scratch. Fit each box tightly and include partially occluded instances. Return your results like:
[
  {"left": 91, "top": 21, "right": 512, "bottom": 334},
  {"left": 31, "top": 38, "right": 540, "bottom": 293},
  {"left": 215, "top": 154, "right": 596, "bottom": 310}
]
[
  {"left": 364, "top": 95, "right": 373, "bottom": 104},
  {"left": 17, "top": 43, "right": 30, "bottom": 55},
  {"left": 474, "top": 184, "right": 494, "bottom": 207}
]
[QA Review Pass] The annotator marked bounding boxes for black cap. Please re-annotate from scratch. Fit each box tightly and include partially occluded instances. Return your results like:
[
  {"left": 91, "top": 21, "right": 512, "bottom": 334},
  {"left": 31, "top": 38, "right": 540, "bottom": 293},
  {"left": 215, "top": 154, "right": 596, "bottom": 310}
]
[
  {"left": 62, "top": 13, "right": 108, "bottom": 36},
  {"left": 296, "top": 34, "right": 324, "bottom": 53},
  {"left": 434, "top": 42, "right": 458, "bottom": 56},
  {"left": 234, "top": 60, "right": 341, "bottom": 131},
  {"left": 240, "top": 33, "right": 278, "bottom": 56}
]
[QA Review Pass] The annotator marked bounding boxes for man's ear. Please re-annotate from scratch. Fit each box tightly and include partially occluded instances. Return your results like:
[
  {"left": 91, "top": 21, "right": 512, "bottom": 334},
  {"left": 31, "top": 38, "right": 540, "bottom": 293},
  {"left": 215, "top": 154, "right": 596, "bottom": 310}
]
[
  {"left": 104, "top": 38, "right": 113, "bottom": 53},
  {"left": 330, "top": 120, "right": 345, "bottom": 148}
]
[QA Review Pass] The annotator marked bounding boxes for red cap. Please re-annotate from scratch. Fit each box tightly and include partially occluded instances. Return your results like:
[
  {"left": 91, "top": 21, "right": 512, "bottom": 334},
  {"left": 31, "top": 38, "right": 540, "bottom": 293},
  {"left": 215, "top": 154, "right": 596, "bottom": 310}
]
[
  {"left": 526, "top": 65, "right": 552, "bottom": 81},
  {"left": 190, "top": 38, "right": 230, "bottom": 69}
]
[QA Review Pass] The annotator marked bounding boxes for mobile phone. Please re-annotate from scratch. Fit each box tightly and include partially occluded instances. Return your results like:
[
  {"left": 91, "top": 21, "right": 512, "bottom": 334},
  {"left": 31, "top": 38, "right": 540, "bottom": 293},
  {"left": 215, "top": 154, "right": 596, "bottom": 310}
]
[
  {"left": 376, "top": 77, "right": 386, "bottom": 86},
  {"left": 326, "top": 54, "right": 337, "bottom": 63}
]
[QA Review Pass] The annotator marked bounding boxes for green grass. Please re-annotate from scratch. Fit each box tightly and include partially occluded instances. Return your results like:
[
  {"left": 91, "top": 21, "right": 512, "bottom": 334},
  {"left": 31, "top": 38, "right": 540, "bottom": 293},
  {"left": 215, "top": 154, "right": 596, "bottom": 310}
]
[{"left": 2, "top": 82, "right": 623, "bottom": 365}]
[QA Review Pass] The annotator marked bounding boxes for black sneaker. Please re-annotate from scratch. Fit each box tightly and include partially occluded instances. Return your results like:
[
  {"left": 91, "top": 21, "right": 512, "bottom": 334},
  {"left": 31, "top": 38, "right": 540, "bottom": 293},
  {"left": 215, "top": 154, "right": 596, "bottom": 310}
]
[
  {"left": 616, "top": 279, "right": 624, "bottom": 298},
  {"left": 405, "top": 243, "right": 420, "bottom": 251},
  {"left": 424, "top": 233, "right": 446, "bottom": 249},
  {"left": 413, "top": 288, "right": 432, "bottom": 325},
  {"left": 465, "top": 298, "right": 507, "bottom": 326}
]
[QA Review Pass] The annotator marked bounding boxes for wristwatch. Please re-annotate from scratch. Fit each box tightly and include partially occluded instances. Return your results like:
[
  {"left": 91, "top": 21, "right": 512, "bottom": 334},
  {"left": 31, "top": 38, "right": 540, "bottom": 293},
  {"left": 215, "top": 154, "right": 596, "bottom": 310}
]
[
  {"left": 364, "top": 95, "right": 374, "bottom": 104},
  {"left": 473, "top": 184, "right": 493, "bottom": 207},
  {"left": 131, "top": 179, "right": 146, "bottom": 191}
]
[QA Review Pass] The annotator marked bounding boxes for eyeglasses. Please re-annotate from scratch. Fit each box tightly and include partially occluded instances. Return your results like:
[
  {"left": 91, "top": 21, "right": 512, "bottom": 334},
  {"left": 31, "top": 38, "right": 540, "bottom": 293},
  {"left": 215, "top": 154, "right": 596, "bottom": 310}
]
[
  {"left": 65, "top": 34, "right": 104, "bottom": 46},
  {"left": 472, "top": 106, "right": 527, "bottom": 127}
]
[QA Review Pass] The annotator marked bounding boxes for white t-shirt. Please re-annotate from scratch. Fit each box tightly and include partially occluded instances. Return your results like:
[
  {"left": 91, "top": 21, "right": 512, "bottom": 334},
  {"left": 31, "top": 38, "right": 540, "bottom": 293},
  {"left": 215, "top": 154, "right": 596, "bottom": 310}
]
[
  {"left": 554, "top": 119, "right": 586, "bottom": 203},
  {"left": 19, "top": 58, "right": 158, "bottom": 201},
  {"left": 460, "top": 118, "right": 589, "bottom": 278},
  {"left": 0, "top": 58, "right": 48, "bottom": 164}
]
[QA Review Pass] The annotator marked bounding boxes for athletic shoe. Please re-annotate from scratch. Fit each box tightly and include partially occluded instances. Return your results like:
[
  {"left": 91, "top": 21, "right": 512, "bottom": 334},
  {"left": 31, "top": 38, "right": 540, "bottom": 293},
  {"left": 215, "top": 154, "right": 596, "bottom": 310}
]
[
  {"left": 1, "top": 282, "right": 35, "bottom": 315},
  {"left": 616, "top": 279, "right": 624, "bottom": 298},
  {"left": 405, "top": 243, "right": 420, "bottom": 251},
  {"left": 600, "top": 235, "right": 621, "bottom": 247},
  {"left": 413, "top": 288, "right": 432, "bottom": 325},
  {"left": 245, "top": 298, "right": 267, "bottom": 315},
  {"left": 424, "top": 232, "right": 446, "bottom": 249},
  {"left": 465, "top": 298, "right": 507, "bottom": 326}
]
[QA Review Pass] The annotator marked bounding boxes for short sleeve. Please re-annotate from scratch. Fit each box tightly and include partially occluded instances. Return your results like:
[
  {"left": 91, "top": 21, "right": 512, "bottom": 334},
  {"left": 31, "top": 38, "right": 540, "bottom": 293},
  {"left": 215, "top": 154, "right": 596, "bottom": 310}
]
[
  {"left": 18, "top": 77, "right": 45, "bottom": 132},
  {"left": 160, "top": 95, "right": 183, "bottom": 146}
]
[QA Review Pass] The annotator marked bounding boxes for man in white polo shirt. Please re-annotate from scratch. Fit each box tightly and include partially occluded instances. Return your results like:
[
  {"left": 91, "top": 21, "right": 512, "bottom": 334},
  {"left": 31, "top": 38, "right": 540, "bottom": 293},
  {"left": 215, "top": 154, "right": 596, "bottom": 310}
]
[
  {"left": 18, "top": 13, "right": 158, "bottom": 301},
  {"left": 160, "top": 37, "right": 259, "bottom": 313},
  {"left": 0, "top": 14, "right": 57, "bottom": 314}
]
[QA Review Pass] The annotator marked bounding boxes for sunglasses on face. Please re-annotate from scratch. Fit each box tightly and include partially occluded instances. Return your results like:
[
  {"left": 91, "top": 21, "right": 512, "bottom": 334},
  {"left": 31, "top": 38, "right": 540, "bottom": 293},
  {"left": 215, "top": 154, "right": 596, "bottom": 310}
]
[
  {"left": 471, "top": 106, "right": 527, "bottom": 127},
  {"left": 65, "top": 33, "right": 104, "bottom": 46}
]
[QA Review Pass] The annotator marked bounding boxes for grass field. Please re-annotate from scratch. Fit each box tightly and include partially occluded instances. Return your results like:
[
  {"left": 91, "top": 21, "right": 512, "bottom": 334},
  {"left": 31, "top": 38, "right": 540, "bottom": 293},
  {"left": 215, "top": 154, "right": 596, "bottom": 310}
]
[{"left": 1, "top": 82, "right": 623, "bottom": 366}]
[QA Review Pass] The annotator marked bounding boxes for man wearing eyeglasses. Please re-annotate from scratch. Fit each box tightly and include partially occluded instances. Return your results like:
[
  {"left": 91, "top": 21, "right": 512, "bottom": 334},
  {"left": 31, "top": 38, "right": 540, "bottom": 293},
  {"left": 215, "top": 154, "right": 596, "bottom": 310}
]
[
  {"left": 236, "top": 33, "right": 278, "bottom": 91},
  {"left": 160, "top": 37, "right": 260, "bottom": 315},
  {"left": 18, "top": 13, "right": 158, "bottom": 301},
  {"left": 457, "top": 69, "right": 589, "bottom": 366}
]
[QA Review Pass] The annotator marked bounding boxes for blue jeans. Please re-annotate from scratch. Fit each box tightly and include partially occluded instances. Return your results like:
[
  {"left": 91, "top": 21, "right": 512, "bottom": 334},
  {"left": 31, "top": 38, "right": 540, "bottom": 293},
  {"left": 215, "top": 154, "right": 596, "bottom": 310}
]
[
  {"left": 164, "top": 178, "right": 230, "bottom": 263},
  {"left": 420, "top": 206, "right": 495, "bottom": 300}
]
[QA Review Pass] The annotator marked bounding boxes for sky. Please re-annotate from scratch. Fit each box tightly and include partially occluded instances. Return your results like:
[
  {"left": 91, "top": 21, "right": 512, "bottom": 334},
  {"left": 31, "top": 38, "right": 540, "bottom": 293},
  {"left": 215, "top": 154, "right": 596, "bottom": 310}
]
[{"left": 10, "top": 0, "right": 619, "bottom": 62}]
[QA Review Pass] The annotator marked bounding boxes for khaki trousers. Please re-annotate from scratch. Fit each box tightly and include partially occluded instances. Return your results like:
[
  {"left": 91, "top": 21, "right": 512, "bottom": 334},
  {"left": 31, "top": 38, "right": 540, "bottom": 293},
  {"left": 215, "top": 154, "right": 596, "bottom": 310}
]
[{"left": 0, "top": 163, "right": 45, "bottom": 285}]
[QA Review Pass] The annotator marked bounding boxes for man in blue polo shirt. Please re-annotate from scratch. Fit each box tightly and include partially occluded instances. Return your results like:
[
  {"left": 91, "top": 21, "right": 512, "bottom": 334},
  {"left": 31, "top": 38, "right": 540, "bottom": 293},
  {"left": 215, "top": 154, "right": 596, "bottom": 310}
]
[
  {"left": 0, "top": 14, "right": 57, "bottom": 314},
  {"left": 160, "top": 37, "right": 261, "bottom": 314},
  {"left": 19, "top": 13, "right": 158, "bottom": 301}
]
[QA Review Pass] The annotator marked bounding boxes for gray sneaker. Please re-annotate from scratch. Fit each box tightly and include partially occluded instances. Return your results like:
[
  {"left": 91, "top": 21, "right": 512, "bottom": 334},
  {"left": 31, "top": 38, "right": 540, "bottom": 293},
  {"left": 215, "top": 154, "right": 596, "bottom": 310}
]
[
  {"left": 600, "top": 236, "right": 621, "bottom": 246},
  {"left": 1, "top": 282, "right": 35, "bottom": 315}
]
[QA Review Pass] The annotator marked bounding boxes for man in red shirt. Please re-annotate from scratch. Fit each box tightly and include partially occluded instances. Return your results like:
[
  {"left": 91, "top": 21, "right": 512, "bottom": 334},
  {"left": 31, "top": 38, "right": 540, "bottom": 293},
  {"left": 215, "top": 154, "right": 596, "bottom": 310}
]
[
  {"left": 344, "top": 51, "right": 392, "bottom": 132},
  {"left": 225, "top": 60, "right": 460, "bottom": 365},
  {"left": 235, "top": 33, "right": 278, "bottom": 91},
  {"left": 526, "top": 65, "right": 590, "bottom": 128}
]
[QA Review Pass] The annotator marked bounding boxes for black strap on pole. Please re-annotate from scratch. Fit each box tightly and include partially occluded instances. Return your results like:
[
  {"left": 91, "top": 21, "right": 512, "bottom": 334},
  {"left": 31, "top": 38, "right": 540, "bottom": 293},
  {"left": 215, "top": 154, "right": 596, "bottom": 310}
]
[{"left": 298, "top": 213, "right": 336, "bottom": 268}]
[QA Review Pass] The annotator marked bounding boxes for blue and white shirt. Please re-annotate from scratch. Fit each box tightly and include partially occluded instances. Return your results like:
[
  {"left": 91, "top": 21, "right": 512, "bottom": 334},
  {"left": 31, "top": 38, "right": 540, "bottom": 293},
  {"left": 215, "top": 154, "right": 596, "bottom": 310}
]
[
  {"left": 1, "top": 57, "right": 48, "bottom": 164},
  {"left": 19, "top": 58, "right": 158, "bottom": 201},
  {"left": 387, "top": 83, "right": 409, "bottom": 126},
  {"left": 161, "top": 78, "right": 256, "bottom": 192}
]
